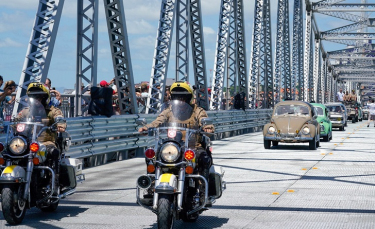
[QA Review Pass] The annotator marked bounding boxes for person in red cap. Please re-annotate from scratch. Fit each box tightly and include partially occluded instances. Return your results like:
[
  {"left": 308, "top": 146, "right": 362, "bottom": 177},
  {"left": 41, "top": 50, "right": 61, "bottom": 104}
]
[{"left": 100, "top": 80, "right": 109, "bottom": 87}]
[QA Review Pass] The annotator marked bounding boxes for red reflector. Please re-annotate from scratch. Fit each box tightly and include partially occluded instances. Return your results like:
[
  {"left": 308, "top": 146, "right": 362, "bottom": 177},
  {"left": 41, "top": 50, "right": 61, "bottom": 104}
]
[
  {"left": 145, "top": 148, "right": 155, "bottom": 159},
  {"left": 0, "top": 143, "right": 4, "bottom": 152},
  {"left": 30, "top": 142, "right": 39, "bottom": 153},
  {"left": 184, "top": 150, "right": 195, "bottom": 160}
]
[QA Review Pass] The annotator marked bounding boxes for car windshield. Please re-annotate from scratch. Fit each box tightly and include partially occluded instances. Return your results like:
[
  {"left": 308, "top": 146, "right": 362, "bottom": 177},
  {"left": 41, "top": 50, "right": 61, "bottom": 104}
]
[
  {"left": 274, "top": 104, "right": 310, "bottom": 116},
  {"left": 315, "top": 107, "right": 324, "bottom": 116},
  {"left": 327, "top": 106, "right": 342, "bottom": 113}
]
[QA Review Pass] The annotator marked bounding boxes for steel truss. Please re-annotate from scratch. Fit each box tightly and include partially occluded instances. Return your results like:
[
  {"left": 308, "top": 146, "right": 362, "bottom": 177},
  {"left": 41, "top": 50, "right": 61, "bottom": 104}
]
[
  {"left": 103, "top": 0, "right": 138, "bottom": 114},
  {"left": 275, "top": 0, "right": 291, "bottom": 103},
  {"left": 292, "top": 0, "right": 304, "bottom": 101},
  {"left": 304, "top": 3, "right": 313, "bottom": 102},
  {"left": 13, "top": 0, "right": 65, "bottom": 117},
  {"left": 75, "top": 0, "right": 99, "bottom": 116},
  {"left": 210, "top": 0, "right": 248, "bottom": 110},
  {"left": 250, "top": 0, "right": 273, "bottom": 109},
  {"left": 146, "top": 0, "right": 209, "bottom": 113}
]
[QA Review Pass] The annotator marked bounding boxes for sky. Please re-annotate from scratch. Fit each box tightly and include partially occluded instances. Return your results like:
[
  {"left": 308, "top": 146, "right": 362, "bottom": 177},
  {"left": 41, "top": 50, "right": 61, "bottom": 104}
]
[{"left": 0, "top": 0, "right": 358, "bottom": 92}]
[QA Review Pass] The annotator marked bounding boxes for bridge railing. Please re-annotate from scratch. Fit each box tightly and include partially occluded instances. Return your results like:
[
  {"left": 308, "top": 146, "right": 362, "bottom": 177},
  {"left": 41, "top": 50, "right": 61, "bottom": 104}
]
[{"left": 0, "top": 109, "right": 272, "bottom": 167}]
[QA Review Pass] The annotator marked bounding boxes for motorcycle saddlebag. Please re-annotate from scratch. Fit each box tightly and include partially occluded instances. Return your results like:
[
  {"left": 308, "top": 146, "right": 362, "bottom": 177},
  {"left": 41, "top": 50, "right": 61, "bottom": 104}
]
[
  {"left": 208, "top": 165, "right": 225, "bottom": 198},
  {"left": 60, "top": 164, "right": 77, "bottom": 189}
]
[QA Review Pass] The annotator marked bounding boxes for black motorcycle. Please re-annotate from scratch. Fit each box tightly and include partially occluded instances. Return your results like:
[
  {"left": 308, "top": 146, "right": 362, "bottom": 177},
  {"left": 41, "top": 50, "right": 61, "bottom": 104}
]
[
  {"left": 0, "top": 99, "right": 84, "bottom": 224},
  {"left": 136, "top": 101, "right": 226, "bottom": 229}
]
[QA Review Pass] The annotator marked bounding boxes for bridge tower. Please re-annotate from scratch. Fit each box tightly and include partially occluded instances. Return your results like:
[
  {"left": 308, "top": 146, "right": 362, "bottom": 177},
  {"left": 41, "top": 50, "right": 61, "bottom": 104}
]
[
  {"left": 250, "top": 0, "right": 274, "bottom": 109},
  {"left": 274, "top": 0, "right": 291, "bottom": 103},
  {"left": 145, "top": 0, "right": 209, "bottom": 114},
  {"left": 210, "top": 0, "right": 248, "bottom": 110}
]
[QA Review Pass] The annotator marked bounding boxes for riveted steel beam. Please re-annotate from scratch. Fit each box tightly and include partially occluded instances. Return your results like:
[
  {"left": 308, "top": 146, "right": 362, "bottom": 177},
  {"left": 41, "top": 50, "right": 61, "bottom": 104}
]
[
  {"left": 146, "top": 0, "right": 176, "bottom": 113},
  {"left": 250, "top": 0, "right": 273, "bottom": 109},
  {"left": 189, "top": 0, "right": 209, "bottom": 110},
  {"left": 75, "top": 0, "right": 99, "bottom": 117},
  {"left": 292, "top": 0, "right": 304, "bottom": 101},
  {"left": 275, "top": 0, "right": 291, "bottom": 102},
  {"left": 13, "top": 0, "right": 65, "bottom": 117},
  {"left": 103, "top": 0, "right": 138, "bottom": 115}
]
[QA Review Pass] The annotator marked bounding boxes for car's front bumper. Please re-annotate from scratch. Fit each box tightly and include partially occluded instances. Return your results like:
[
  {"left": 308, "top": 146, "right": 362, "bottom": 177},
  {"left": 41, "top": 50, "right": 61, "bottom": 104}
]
[{"left": 264, "top": 134, "right": 314, "bottom": 142}]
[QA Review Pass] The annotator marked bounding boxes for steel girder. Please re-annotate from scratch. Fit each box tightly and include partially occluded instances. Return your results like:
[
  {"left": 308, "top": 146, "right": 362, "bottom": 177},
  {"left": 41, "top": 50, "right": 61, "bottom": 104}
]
[
  {"left": 75, "top": 0, "right": 99, "bottom": 116},
  {"left": 176, "top": 0, "right": 189, "bottom": 83},
  {"left": 211, "top": 0, "right": 247, "bottom": 110},
  {"left": 315, "top": 4, "right": 375, "bottom": 12},
  {"left": 146, "top": 0, "right": 175, "bottom": 113},
  {"left": 275, "top": 0, "right": 291, "bottom": 103},
  {"left": 210, "top": 0, "right": 231, "bottom": 110},
  {"left": 103, "top": 0, "right": 138, "bottom": 114},
  {"left": 249, "top": 0, "right": 273, "bottom": 109},
  {"left": 146, "top": 0, "right": 209, "bottom": 113},
  {"left": 12, "top": 0, "right": 65, "bottom": 118},
  {"left": 303, "top": 6, "right": 313, "bottom": 102},
  {"left": 313, "top": 39, "right": 321, "bottom": 103},
  {"left": 189, "top": 0, "right": 209, "bottom": 110},
  {"left": 292, "top": 0, "right": 304, "bottom": 101}
]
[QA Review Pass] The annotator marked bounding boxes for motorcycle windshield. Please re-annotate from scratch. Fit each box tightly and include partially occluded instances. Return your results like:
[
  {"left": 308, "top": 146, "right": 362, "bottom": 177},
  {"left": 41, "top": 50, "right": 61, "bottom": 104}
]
[
  {"left": 12, "top": 98, "right": 47, "bottom": 137},
  {"left": 158, "top": 101, "right": 199, "bottom": 148},
  {"left": 25, "top": 98, "right": 47, "bottom": 123}
]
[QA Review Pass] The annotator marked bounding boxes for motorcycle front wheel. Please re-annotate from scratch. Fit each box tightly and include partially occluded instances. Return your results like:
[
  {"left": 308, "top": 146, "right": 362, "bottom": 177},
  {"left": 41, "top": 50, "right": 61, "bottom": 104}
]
[
  {"left": 1, "top": 185, "right": 27, "bottom": 225},
  {"left": 157, "top": 194, "right": 174, "bottom": 229}
]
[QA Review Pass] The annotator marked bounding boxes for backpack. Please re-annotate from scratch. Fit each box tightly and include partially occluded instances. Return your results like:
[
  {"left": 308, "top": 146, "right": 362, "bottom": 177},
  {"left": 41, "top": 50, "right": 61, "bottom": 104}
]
[
  {"left": 234, "top": 92, "right": 245, "bottom": 110},
  {"left": 88, "top": 86, "right": 114, "bottom": 117}
]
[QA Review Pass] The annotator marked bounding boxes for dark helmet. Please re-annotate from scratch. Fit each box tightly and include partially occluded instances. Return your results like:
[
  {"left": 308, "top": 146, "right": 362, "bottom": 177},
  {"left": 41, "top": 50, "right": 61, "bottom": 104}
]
[
  {"left": 27, "top": 82, "right": 50, "bottom": 107},
  {"left": 170, "top": 81, "right": 193, "bottom": 104}
]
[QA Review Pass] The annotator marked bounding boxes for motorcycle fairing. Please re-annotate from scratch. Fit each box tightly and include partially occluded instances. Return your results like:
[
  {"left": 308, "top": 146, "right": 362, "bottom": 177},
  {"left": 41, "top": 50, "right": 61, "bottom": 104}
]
[
  {"left": 0, "top": 165, "right": 26, "bottom": 183},
  {"left": 155, "top": 173, "right": 177, "bottom": 194}
]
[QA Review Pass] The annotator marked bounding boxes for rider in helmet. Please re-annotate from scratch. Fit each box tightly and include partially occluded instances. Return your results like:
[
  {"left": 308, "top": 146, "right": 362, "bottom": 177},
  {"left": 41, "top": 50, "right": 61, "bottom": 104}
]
[
  {"left": 138, "top": 82, "right": 214, "bottom": 199},
  {"left": 15, "top": 82, "right": 66, "bottom": 194}
]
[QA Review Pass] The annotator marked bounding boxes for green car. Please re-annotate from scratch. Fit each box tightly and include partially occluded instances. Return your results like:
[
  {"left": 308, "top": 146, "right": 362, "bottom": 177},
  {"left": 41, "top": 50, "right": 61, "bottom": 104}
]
[{"left": 311, "top": 103, "right": 333, "bottom": 142}]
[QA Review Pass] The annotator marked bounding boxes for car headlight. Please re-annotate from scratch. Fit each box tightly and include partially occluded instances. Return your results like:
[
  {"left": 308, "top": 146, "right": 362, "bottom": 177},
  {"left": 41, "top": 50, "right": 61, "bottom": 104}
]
[
  {"left": 302, "top": 126, "right": 310, "bottom": 135},
  {"left": 268, "top": 126, "right": 276, "bottom": 134},
  {"left": 9, "top": 137, "right": 27, "bottom": 155},
  {"left": 160, "top": 143, "right": 180, "bottom": 162}
]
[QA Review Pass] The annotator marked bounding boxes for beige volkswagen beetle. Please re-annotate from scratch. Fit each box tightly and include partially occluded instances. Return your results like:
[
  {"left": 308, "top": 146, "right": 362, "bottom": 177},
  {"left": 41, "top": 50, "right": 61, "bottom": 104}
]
[{"left": 263, "top": 100, "right": 320, "bottom": 150}]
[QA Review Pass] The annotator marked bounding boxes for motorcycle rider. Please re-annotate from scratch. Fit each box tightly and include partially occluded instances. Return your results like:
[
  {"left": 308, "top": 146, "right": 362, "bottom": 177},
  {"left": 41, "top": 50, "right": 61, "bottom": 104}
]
[
  {"left": 15, "top": 82, "right": 66, "bottom": 194},
  {"left": 138, "top": 81, "right": 214, "bottom": 192}
]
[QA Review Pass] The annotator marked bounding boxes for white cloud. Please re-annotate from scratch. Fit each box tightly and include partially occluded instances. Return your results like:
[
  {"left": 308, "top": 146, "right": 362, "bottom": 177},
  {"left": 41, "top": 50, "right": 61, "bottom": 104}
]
[
  {"left": 0, "top": 38, "right": 22, "bottom": 48},
  {"left": 203, "top": 26, "right": 215, "bottom": 35}
]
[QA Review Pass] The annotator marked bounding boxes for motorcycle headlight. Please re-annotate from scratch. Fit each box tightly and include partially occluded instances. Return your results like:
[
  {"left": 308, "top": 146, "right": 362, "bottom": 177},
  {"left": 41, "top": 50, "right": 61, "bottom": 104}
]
[
  {"left": 160, "top": 143, "right": 180, "bottom": 162},
  {"left": 302, "top": 127, "right": 310, "bottom": 135},
  {"left": 9, "top": 137, "right": 27, "bottom": 155},
  {"left": 320, "top": 124, "right": 324, "bottom": 131},
  {"left": 268, "top": 126, "right": 276, "bottom": 134}
]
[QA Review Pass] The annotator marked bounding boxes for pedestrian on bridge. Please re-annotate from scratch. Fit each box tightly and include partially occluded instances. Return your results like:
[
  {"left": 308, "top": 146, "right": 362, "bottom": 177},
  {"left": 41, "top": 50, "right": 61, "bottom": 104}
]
[
  {"left": 367, "top": 98, "right": 375, "bottom": 127},
  {"left": 337, "top": 88, "right": 344, "bottom": 102}
]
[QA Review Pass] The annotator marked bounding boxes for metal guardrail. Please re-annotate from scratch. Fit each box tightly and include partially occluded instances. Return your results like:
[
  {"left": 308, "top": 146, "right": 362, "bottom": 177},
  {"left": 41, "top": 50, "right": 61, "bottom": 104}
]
[{"left": 0, "top": 109, "right": 272, "bottom": 166}]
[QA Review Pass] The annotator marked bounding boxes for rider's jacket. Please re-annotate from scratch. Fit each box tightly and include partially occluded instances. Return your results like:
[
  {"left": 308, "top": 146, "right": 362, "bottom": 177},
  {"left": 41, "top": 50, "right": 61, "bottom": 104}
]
[
  {"left": 145, "top": 104, "right": 214, "bottom": 147},
  {"left": 16, "top": 105, "right": 66, "bottom": 147}
]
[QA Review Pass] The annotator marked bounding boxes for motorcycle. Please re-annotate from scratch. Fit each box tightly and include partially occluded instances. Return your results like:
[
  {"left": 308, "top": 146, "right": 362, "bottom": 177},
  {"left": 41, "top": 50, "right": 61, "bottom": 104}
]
[
  {"left": 136, "top": 101, "right": 226, "bottom": 229},
  {"left": 0, "top": 98, "right": 85, "bottom": 225}
]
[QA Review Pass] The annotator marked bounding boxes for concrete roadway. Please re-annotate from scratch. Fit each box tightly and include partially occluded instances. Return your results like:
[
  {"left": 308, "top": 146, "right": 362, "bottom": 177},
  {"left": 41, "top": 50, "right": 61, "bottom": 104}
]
[{"left": 1, "top": 121, "right": 375, "bottom": 228}]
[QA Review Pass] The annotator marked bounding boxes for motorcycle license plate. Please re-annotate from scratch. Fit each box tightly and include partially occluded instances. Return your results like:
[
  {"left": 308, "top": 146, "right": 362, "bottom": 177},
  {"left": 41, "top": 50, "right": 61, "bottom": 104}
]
[{"left": 337, "top": 118, "right": 341, "bottom": 121}]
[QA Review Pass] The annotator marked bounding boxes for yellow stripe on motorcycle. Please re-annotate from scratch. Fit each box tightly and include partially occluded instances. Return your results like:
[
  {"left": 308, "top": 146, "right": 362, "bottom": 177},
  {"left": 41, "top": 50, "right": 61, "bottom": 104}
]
[
  {"left": 2, "top": 165, "right": 17, "bottom": 174},
  {"left": 160, "top": 174, "right": 173, "bottom": 183},
  {"left": 37, "top": 151, "right": 46, "bottom": 157}
]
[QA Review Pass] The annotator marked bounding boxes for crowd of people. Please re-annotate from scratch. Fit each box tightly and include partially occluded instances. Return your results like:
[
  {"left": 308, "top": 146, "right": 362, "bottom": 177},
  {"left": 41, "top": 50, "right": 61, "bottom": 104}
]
[{"left": 336, "top": 88, "right": 357, "bottom": 103}]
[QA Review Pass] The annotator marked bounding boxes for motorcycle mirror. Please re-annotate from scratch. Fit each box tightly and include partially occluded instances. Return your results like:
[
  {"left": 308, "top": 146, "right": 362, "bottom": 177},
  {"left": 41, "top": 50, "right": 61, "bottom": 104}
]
[
  {"left": 201, "top": 118, "right": 213, "bottom": 126},
  {"left": 54, "top": 116, "right": 66, "bottom": 124},
  {"left": 136, "top": 118, "right": 147, "bottom": 126},
  {"left": 148, "top": 127, "right": 154, "bottom": 137}
]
